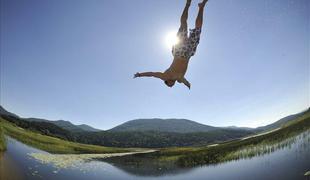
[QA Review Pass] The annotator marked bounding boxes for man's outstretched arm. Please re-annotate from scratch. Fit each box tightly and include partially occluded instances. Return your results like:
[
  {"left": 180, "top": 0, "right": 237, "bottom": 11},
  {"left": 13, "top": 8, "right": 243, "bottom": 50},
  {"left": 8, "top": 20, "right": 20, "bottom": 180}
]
[{"left": 134, "top": 72, "right": 166, "bottom": 80}]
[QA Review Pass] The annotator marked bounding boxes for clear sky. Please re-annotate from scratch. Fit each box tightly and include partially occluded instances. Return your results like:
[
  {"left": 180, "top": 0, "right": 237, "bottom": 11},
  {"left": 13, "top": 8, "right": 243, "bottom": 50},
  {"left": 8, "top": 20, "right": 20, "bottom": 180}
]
[{"left": 1, "top": 0, "right": 309, "bottom": 130}]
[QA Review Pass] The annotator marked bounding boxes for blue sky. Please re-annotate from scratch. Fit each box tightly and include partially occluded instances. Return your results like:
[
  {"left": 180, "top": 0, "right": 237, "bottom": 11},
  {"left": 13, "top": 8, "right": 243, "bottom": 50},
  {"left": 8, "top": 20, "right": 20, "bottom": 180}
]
[{"left": 1, "top": 0, "right": 309, "bottom": 130}]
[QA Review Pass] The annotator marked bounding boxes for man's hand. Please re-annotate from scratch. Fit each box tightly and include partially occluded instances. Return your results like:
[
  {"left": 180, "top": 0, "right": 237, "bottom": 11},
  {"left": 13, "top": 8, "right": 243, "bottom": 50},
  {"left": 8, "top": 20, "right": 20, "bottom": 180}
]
[
  {"left": 180, "top": 77, "right": 191, "bottom": 90},
  {"left": 184, "top": 81, "right": 191, "bottom": 90},
  {"left": 134, "top": 72, "right": 140, "bottom": 78}
]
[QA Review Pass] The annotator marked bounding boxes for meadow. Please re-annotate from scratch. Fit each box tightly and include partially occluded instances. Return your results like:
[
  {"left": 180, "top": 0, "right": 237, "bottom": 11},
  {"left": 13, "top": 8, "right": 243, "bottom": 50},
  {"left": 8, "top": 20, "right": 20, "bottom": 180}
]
[{"left": 0, "top": 122, "right": 6, "bottom": 151}]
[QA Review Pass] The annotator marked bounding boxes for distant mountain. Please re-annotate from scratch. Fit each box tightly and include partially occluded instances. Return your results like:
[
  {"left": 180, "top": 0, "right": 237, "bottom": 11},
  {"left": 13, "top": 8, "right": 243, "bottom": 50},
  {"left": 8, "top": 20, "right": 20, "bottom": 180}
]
[
  {"left": 2, "top": 115, "right": 75, "bottom": 141},
  {"left": 23, "top": 119, "right": 100, "bottom": 132},
  {"left": 109, "top": 109, "right": 310, "bottom": 134},
  {"left": 1, "top": 104, "right": 309, "bottom": 135},
  {"left": 256, "top": 108, "right": 310, "bottom": 132},
  {"left": 225, "top": 126, "right": 254, "bottom": 131},
  {"left": 0, "top": 106, "right": 19, "bottom": 118},
  {"left": 23, "top": 118, "right": 82, "bottom": 132},
  {"left": 77, "top": 124, "right": 101, "bottom": 132},
  {"left": 1, "top": 104, "right": 309, "bottom": 148},
  {"left": 0, "top": 106, "right": 100, "bottom": 132},
  {"left": 109, "top": 118, "right": 218, "bottom": 133}
]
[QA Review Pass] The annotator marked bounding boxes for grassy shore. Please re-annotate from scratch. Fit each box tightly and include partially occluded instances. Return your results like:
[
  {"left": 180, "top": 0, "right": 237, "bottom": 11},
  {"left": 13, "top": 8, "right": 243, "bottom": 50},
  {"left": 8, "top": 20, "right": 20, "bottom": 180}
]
[
  {"left": 152, "top": 111, "right": 310, "bottom": 167},
  {"left": 0, "top": 118, "right": 132, "bottom": 154},
  {"left": 0, "top": 122, "right": 6, "bottom": 151}
]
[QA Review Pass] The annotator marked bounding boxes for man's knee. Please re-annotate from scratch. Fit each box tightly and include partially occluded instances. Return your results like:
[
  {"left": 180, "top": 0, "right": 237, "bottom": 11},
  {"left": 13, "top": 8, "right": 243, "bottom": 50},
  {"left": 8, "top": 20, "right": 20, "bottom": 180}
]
[{"left": 195, "top": 22, "right": 202, "bottom": 29}]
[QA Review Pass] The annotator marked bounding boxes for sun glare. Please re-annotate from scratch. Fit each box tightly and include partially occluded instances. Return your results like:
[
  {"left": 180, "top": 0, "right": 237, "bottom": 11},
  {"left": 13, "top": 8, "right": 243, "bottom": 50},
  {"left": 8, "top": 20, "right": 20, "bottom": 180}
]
[{"left": 165, "top": 31, "right": 179, "bottom": 49}]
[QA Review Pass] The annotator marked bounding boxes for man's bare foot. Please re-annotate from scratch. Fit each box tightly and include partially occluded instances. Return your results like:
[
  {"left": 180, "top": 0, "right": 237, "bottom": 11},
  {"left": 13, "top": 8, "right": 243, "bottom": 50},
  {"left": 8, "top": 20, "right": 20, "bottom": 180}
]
[
  {"left": 198, "top": 0, "right": 208, "bottom": 8},
  {"left": 186, "top": 0, "right": 192, "bottom": 6}
]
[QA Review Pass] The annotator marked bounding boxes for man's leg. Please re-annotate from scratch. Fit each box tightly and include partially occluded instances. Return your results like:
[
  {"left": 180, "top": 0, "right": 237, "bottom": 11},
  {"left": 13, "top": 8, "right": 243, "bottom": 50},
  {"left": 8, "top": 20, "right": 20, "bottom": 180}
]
[
  {"left": 195, "top": 0, "right": 208, "bottom": 28},
  {"left": 187, "top": 0, "right": 208, "bottom": 58},
  {"left": 180, "top": 0, "right": 191, "bottom": 29}
]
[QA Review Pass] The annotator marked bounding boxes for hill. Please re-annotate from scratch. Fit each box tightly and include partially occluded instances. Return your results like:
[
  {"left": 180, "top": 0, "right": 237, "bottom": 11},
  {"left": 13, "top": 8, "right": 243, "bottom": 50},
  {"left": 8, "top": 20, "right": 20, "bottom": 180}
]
[
  {"left": 2, "top": 105, "right": 308, "bottom": 134},
  {"left": 0, "top": 106, "right": 19, "bottom": 118},
  {"left": 77, "top": 124, "right": 101, "bottom": 132},
  {"left": 0, "top": 106, "right": 100, "bottom": 132},
  {"left": 109, "top": 110, "right": 310, "bottom": 134},
  {"left": 24, "top": 118, "right": 100, "bottom": 132},
  {"left": 255, "top": 108, "right": 310, "bottom": 131},
  {"left": 0, "top": 117, "right": 131, "bottom": 154},
  {"left": 109, "top": 118, "right": 218, "bottom": 133}
]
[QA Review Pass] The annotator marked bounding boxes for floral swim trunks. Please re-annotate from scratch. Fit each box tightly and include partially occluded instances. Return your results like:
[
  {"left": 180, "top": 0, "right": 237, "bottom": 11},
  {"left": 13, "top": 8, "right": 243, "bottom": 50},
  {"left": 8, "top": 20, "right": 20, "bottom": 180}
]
[{"left": 172, "top": 27, "right": 202, "bottom": 59}]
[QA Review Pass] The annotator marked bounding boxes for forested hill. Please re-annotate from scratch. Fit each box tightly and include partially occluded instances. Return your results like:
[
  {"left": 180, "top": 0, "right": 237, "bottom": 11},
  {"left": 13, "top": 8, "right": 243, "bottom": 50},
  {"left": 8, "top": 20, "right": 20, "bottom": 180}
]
[
  {"left": 24, "top": 118, "right": 100, "bottom": 132},
  {"left": 109, "top": 118, "right": 218, "bottom": 133},
  {"left": 0, "top": 106, "right": 100, "bottom": 132},
  {"left": 0, "top": 106, "right": 19, "bottom": 118}
]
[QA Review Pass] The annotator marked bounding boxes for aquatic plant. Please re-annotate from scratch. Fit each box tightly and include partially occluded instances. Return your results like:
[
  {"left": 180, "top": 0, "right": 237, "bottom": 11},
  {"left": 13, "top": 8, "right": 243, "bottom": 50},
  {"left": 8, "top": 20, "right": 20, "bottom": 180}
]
[{"left": 29, "top": 150, "right": 156, "bottom": 169}]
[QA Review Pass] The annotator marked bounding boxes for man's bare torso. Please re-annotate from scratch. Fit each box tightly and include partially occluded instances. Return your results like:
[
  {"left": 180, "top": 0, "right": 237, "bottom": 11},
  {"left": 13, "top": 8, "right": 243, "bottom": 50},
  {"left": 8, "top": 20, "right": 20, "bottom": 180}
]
[{"left": 165, "top": 57, "right": 189, "bottom": 81}]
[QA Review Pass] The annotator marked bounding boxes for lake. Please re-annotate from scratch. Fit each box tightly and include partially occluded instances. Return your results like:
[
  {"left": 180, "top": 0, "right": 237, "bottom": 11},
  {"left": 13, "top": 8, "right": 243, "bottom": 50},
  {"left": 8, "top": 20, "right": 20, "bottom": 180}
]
[{"left": 1, "top": 131, "right": 309, "bottom": 180}]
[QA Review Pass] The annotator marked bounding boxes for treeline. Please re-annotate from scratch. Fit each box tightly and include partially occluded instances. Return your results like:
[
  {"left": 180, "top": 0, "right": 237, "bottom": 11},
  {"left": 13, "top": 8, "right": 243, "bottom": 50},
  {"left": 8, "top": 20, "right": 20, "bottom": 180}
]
[
  {"left": 0, "top": 115, "right": 252, "bottom": 148},
  {"left": 76, "top": 130, "right": 252, "bottom": 148}
]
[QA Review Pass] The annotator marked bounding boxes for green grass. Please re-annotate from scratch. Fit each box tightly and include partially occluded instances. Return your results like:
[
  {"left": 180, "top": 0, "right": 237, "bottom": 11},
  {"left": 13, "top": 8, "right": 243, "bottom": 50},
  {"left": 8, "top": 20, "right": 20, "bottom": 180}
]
[
  {"left": 0, "top": 118, "right": 133, "bottom": 154},
  {"left": 0, "top": 122, "right": 6, "bottom": 151}
]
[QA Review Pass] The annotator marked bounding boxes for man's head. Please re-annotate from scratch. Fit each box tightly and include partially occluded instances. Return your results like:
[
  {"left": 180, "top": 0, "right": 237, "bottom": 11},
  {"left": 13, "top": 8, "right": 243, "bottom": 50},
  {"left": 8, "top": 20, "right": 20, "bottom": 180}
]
[{"left": 164, "top": 80, "right": 176, "bottom": 87}]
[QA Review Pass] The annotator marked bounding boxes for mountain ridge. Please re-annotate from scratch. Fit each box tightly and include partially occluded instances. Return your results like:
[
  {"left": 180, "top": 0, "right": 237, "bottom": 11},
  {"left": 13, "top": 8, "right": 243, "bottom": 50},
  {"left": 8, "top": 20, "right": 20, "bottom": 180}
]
[
  {"left": 256, "top": 108, "right": 310, "bottom": 132},
  {"left": 1, "top": 105, "right": 309, "bottom": 148},
  {"left": 0, "top": 106, "right": 19, "bottom": 118},
  {"left": 1, "top": 105, "right": 309, "bottom": 134},
  {"left": 108, "top": 118, "right": 218, "bottom": 133},
  {"left": 0, "top": 106, "right": 100, "bottom": 132}
]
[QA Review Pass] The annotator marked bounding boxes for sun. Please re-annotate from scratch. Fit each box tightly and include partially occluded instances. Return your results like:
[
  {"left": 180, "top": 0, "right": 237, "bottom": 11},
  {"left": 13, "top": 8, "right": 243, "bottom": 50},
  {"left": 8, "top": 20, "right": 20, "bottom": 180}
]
[{"left": 164, "top": 31, "right": 179, "bottom": 49}]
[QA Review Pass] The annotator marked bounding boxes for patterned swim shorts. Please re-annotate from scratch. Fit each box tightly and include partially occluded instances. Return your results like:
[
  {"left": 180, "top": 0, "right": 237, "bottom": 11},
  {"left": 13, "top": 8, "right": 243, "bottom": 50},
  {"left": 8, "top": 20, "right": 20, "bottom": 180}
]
[{"left": 172, "top": 27, "right": 202, "bottom": 59}]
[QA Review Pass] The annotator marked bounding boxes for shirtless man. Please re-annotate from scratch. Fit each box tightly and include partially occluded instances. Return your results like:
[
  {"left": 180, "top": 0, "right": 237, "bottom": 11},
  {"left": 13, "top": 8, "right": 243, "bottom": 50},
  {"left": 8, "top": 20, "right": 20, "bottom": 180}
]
[{"left": 134, "top": 0, "right": 208, "bottom": 89}]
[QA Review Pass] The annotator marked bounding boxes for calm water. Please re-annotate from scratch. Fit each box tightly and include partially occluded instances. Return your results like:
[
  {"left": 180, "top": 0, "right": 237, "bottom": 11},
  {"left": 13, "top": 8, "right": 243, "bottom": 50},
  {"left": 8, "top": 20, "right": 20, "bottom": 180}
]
[{"left": 0, "top": 131, "right": 309, "bottom": 180}]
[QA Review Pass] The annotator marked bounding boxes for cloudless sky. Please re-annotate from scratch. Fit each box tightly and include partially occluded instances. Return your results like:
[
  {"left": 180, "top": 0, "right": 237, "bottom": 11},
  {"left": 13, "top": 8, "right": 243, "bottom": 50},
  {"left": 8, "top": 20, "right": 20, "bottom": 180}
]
[{"left": 1, "top": 0, "right": 309, "bottom": 130}]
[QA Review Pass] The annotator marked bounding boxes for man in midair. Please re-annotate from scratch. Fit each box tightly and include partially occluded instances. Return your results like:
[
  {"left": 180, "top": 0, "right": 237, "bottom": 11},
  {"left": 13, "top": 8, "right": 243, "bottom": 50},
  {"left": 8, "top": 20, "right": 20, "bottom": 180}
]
[{"left": 134, "top": 0, "right": 208, "bottom": 89}]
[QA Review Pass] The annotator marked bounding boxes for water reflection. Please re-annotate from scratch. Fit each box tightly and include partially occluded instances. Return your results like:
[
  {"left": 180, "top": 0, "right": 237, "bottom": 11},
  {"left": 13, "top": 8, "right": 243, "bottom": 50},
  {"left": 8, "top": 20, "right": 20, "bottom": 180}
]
[
  {"left": 0, "top": 145, "right": 24, "bottom": 180},
  {"left": 102, "top": 154, "right": 193, "bottom": 177}
]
